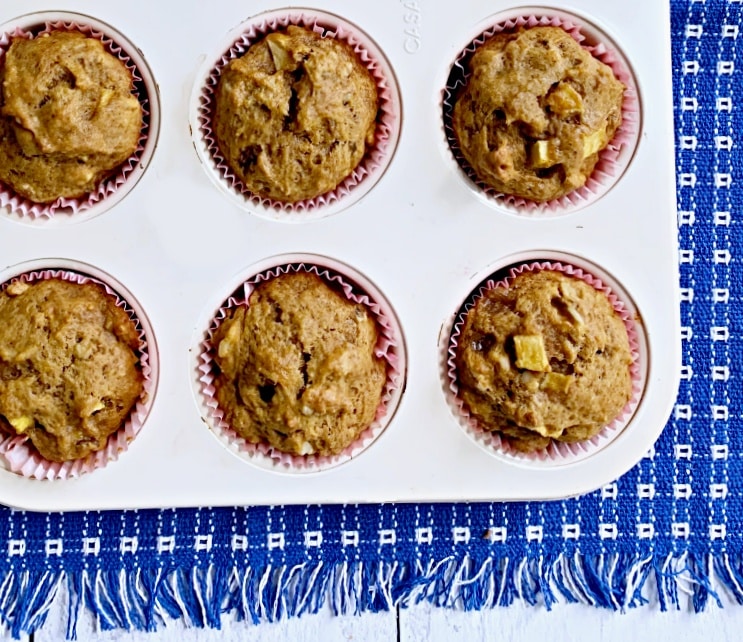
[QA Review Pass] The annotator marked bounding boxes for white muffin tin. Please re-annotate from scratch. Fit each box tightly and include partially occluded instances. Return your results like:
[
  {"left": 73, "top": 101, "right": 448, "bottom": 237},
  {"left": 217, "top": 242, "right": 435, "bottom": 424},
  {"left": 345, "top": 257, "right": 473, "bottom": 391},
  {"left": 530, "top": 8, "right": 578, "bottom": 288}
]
[{"left": 0, "top": 0, "right": 678, "bottom": 510}]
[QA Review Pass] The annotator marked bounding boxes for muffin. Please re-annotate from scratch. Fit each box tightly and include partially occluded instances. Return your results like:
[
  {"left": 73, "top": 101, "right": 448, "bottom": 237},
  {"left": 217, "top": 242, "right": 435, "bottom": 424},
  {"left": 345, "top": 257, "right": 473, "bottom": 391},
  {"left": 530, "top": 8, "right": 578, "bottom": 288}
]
[
  {"left": 0, "top": 31, "right": 143, "bottom": 203},
  {"left": 212, "top": 271, "right": 387, "bottom": 456},
  {"left": 455, "top": 269, "right": 632, "bottom": 453},
  {"left": 452, "top": 26, "right": 625, "bottom": 202},
  {"left": 0, "top": 278, "right": 144, "bottom": 462},
  {"left": 213, "top": 25, "right": 378, "bottom": 203}
]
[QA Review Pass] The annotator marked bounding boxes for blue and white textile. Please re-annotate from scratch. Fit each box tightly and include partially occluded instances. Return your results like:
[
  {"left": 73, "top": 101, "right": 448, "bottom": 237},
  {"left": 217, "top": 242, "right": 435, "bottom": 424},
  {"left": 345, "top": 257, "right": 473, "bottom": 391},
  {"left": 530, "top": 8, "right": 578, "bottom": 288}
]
[{"left": 0, "top": 2, "right": 741, "bottom": 638}]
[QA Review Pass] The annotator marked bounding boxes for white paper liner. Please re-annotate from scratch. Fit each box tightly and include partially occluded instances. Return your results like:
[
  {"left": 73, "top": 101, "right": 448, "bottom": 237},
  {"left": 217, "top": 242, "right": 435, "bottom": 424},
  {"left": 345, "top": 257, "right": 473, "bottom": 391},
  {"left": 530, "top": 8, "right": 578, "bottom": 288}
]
[
  {"left": 0, "top": 20, "right": 151, "bottom": 220},
  {"left": 446, "top": 261, "right": 643, "bottom": 466},
  {"left": 0, "top": 269, "right": 154, "bottom": 479},
  {"left": 198, "top": 262, "right": 403, "bottom": 473},
  {"left": 442, "top": 12, "right": 641, "bottom": 215},
  {"left": 196, "top": 9, "right": 398, "bottom": 214}
]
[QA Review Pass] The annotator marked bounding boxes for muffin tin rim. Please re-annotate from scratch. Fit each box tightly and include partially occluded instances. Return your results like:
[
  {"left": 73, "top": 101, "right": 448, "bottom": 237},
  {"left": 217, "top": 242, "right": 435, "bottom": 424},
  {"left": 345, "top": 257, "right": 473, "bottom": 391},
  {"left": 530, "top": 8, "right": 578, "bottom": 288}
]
[
  {"left": 0, "top": 257, "right": 160, "bottom": 479},
  {"left": 439, "top": 248, "right": 650, "bottom": 469},
  {"left": 436, "top": 4, "right": 643, "bottom": 218},
  {"left": 188, "top": 251, "right": 409, "bottom": 476},
  {"left": 187, "top": 5, "right": 404, "bottom": 223}
]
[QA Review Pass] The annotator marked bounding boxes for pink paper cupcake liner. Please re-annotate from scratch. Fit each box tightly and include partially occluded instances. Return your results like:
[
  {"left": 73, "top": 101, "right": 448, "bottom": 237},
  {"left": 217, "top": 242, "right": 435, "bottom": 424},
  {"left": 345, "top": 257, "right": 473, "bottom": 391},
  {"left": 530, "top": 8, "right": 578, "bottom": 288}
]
[
  {"left": 442, "top": 10, "right": 641, "bottom": 215},
  {"left": 446, "top": 260, "right": 644, "bottom": 466},
  {"left": 0, "top": 269, "right": 155, "bottom": 479},
  {"left": 196, "top": 9, "right": 399, "bottom": 217},
  {"left": 198, "top": 261, "right": 404, "bottom": 473},
  {"left": 0, "top": 19, "right": 152, "bottom": 221}
]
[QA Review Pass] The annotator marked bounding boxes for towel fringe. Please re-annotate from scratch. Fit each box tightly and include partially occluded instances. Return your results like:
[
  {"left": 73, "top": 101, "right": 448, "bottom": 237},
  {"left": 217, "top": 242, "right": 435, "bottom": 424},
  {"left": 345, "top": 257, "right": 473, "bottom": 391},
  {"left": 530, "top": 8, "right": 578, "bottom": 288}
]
[{"left": 0, "top": 552, "right": 739, "bottom": 639}]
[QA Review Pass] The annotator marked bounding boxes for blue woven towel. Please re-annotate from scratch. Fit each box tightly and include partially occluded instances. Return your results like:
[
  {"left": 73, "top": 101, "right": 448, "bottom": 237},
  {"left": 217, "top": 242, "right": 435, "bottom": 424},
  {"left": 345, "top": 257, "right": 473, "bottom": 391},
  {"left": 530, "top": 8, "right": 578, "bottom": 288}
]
[{"left": 0, "top": 1, "right": 740, "bottom": 639}]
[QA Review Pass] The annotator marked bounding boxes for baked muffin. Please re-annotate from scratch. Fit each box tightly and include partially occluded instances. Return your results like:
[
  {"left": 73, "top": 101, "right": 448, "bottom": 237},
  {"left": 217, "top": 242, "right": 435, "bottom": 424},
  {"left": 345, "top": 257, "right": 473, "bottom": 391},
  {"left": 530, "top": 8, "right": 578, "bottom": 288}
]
[
  {"left": 0, "top": 31, "right": 142, "bottom": 203},
  {"left": 213, "top": 25, "right": 378, "bottom": 203},
  {"left": 0, "top": 278, "right": 144, "bottom": 462},
  {"left": 455, "top": 270, "right": 632, "bottom": 452},
  {"left": 212, "top": 271, "right": 386, "bottom": 456},
  {"left": 452, "top": 26, "right": 624, "bottom": 202}
]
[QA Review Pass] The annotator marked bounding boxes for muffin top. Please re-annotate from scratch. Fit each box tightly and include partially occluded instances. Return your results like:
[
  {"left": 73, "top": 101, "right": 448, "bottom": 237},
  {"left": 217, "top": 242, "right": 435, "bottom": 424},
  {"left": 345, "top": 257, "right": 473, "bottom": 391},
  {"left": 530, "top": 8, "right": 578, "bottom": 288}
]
[
  {"left": 455, "top": 270, "right": 632, "bottom": 452},
  {"left": 212, "top": 271, "right": 386, "bottom": 457},
  {"left": 0, "top": 279, "right": 144, "bottom": 462},
  {"left": 452, "top": 26, "right": 624, "bottom": 202},
  {"left": 214, "top": 25, "right": 378, "bottom": 203},
  {"left": 0, "top": 31, "right": 143, "bottom": 203}
]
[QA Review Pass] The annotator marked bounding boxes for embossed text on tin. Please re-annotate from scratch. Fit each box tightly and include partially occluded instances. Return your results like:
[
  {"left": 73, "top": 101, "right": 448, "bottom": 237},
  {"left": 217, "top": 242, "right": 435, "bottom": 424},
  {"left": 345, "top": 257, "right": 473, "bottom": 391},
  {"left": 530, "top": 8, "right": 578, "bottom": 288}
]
[{"left": 401, "top": 0, "right": 422, "bottom": 53}]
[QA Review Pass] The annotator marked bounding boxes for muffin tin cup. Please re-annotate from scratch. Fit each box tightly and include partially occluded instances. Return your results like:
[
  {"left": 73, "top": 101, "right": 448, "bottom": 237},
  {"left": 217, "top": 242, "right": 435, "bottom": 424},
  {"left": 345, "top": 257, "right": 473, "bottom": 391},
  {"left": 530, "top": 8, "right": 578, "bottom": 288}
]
[
  {"left": 0, "top": 262, "right": 158, "bottom": 480},
  {"left": 0, "top": 12, "right": 160, "bottom": 225},
  {"left": 444, "top": 257, "right": 646, "bottom": 467},
  {"left": 191, "top": 7, "right": 402, "bottom": 222},
  {"left": 441, "top": 7, "right": 641, "bottom": 216},
  {"left": 195, "top": 255, "right": 406, "bottom": 474}
]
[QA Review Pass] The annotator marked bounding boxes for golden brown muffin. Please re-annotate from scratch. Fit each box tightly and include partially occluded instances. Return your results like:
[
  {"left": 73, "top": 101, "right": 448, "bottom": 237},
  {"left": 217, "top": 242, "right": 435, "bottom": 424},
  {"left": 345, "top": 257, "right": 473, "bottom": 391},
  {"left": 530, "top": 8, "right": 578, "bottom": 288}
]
[
  {"left": 0, "top": 31, "right": 143, "bottom": 203},
  {"left": 0, "top": 279, "right": 144, "bottom": 462},
  {"left": 212, "top": 272, "right": 386, "bottom": 456},
  {"left": 213, "top": 25, "right": 378, "bottom": 203},
  {"left": 452, "top": 26, "right": 624, "bottom": 202},
  {"left": 455, "top": 270, "right": 632, "bottom": 452}
]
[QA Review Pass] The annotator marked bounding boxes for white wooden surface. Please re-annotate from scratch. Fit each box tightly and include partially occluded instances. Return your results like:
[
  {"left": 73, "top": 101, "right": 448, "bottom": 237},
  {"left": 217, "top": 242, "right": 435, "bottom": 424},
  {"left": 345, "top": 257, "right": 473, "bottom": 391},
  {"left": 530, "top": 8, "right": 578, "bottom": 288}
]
[
  {"left": 20, "top": 594, "right": 741, "bottom": 641},
  {"left": 400, "top": 601, "right": 740, "bottom": 642}
]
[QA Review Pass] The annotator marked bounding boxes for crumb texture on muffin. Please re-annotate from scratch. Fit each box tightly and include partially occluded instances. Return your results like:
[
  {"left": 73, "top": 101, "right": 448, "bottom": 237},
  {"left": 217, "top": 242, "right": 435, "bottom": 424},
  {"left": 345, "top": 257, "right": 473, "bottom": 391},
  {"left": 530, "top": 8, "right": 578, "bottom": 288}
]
[
  {"left": 214, "top": 25, "right": 378, "bottom": 203},
  {"left": 0, "top": 278, "right": 144, "bottom": 462},
  {"left": 455, "top": 270, "right": 632, "bottom": 452},
  {"left": 452, "top": 26, "right": 624, "bottom": 202},
  {"left": 0, "top": 31, "right": 142, "bottom": 203},
  {"left": 213, "top": 271, "right": 386, "bottom": 456}
]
